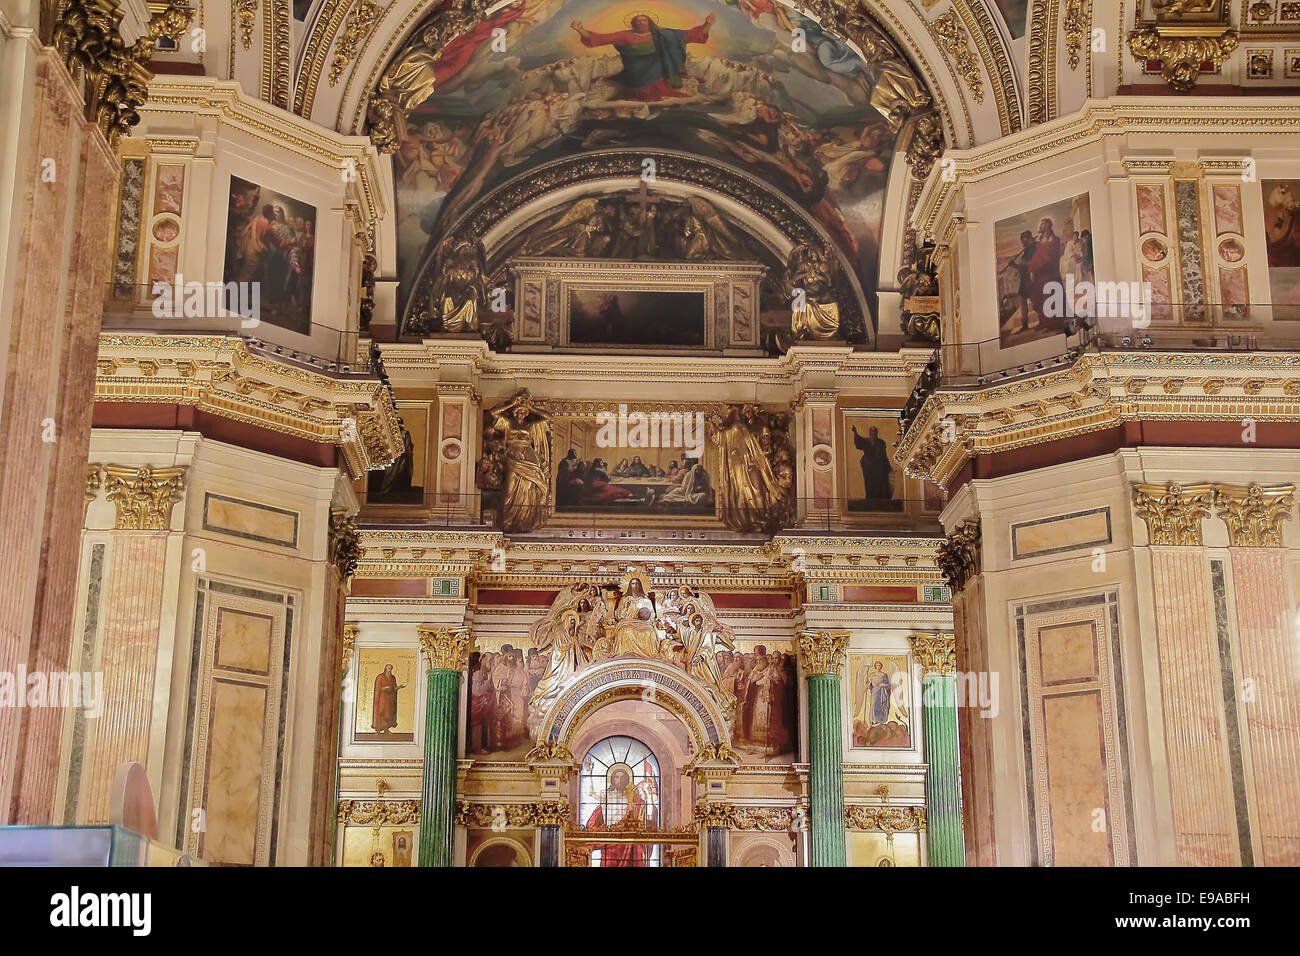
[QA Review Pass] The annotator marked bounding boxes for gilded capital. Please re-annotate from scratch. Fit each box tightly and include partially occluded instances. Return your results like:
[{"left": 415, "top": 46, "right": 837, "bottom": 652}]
[
  {"left": 341, "top": 623, "right": 359, "bottom": 676},
  {"left": 797, "top": 630, "right": 848, "bottom": 676},
  {"left": 530, "top": 799, "right": 571, "bottom": 828},
  {"left": 936, "top": 519, "right": 981, "bottom": 592},
  {"left": 525, "top": 741, "right": 577, "bottom": 766},
  {"left": 908, "top": 633, "right": 957, "bottom": 676},
  {"left": 1133, "top": 481, "right": 1215, "bottom": 546},
  {"left": 1213, "top": 483, "right": 1295, "bottom": 548},
  {"left": 85, "top": 464, "right": 102, "bottom": 507},
  {"left": 329, "top": 509, "right": 363, "bottom": 579},
  {"left": 101, "top": 465, "right": 185, "bottom": 530},
  {"left": 417, "top": 625, "right": 473, "bottom": 671},
  {"left": 693, "top": 802, "right": 736, "bottom": 830}
]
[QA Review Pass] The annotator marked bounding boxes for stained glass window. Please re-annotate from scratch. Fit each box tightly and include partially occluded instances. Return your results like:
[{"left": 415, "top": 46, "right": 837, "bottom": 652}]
[{"left": 579, "top": 735, "right": 661, "bottom": 867}]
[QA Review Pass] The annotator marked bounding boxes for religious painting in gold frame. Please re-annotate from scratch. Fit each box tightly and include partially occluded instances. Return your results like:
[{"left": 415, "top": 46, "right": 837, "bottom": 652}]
[
  {"left": 353, "top": 647, "right": 417, "bottom": 743},
  {"left": 848, "top": 652, "right": 912, "bottom": 749}
]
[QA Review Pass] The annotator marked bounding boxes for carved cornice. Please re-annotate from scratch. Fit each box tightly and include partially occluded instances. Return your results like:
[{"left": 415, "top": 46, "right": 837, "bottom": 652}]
[
  {"left": 1213, "top": 482, "right": 1295, "bottom": 547},
  {"left": 101, "top": 465, "right": 185, "bottom": 530},
  {"left": 844, "top": 804, "right": 927, "bottom": 833},
  {"left": 337, "top": 798, "right": 420, "bottom": 826},
  {"left": 95, "top": 333, "right": 401, "bottom": 479},
  {"left": 417, "top": 624, "right": 473, "bottom": 672},
  {"left": 896, "top": 350, "right": 1300, "bottom": 489},
  {"left": 1133, "top": 481, "right": 1216, "bottom": 546},
  {"left": 936, "top": 520, "right": 981, "bottom": 593},
  {"left": 797, "top": 630, "right": 848, "bottom": 676},
  {"left": 908, "top": 632, "right": 957, "bottom": 675}
]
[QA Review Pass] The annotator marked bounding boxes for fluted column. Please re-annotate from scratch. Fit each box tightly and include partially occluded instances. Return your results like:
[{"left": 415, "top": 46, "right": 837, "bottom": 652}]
[
  {"left": 417, "top": 625, "right": 472, "bottom": 867},
  {"left": 909, "top": 633, "right": 964, "bottom": 866},
  {"left": 798, "top": 630, "right": 848, "bottom": 867}
]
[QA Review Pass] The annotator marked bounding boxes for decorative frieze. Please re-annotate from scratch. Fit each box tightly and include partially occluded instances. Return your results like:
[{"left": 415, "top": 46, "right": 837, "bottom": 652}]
[
  {"left": 454, "top": 800, "right": 571, "bottom": 829},
  {"left": 417, "top": 625, "right": 473, "bottom": 672},
  {"left": 101, "top": 465, "right": 185, "bottom": 530},
  {"left": 936, "top": 520, "right": 981, "bottom": 593},
  {"left": 692, "top": 803, "right": 806, "bottom": 832},
  {"left": 844, "top": 804, "right": 927, "bottom": 833},
  {"left": 1133, "top": 482, "right": 1216, "bottom": 546},
  {"left": 908, "top": 633, "right": 957, "bottom": 676},
  {"left": 337, "top": 799, "right": 421, "bottom": 826},
  {"left": 797, "top": 630, "right": 848, "bottom": 676},
  {"left": 1213, "top": 483, "right": 1295, "bottom": 547}
]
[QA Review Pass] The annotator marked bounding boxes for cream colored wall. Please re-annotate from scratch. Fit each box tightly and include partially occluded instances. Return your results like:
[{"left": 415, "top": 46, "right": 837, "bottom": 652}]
[
  {"left": 943, "top": 447, "right": 1300, "bottom": 865},
  {"left": 62, "top": 429, "right": 350, "bottom": 864}
]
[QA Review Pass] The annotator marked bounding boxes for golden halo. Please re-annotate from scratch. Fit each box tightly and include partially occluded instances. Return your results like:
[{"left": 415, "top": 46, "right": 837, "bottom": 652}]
[
  {"left": 607, "top": 762, "right": 634, "bottom": 789},
  {"left": 623, "top": 10, "right": 658, "bottom": 28}
]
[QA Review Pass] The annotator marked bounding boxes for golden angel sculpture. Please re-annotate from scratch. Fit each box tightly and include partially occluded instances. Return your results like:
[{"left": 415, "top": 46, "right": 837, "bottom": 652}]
[
  {"left": 708, "top": 404, "right": 796, "bottom": 533},
  {"left": 526, "top": 574, "right": 738, "bottom": 730},
  {"left": 785, "top": 241, "right": 841, "bottom": 340},
  {"left": 480, "top": 389, "right": 551, "bottom": 533}
]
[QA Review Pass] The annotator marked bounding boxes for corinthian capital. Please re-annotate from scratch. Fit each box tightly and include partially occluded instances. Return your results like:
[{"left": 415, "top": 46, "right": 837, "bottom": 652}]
[
  {"left": 1133, "top": 481, "right": 1215, "bottom": 546},
  {"left": 797, "top": 630, "right": 848, "bottom": 676},
  {"left": 936, "top": 519, "right": 981, "bottom": 592},
  {"left": 417, "top": 624, "right": 473, "bottom": 672},
  {"left": 101, "top": 465, "right": 185, "bottom": 529},
  {"left": 908, "top": 633, "right": 956, "bottom": 676},
  {"left": 1213, "top": 483, "right": 1295, "bottom": 548}
]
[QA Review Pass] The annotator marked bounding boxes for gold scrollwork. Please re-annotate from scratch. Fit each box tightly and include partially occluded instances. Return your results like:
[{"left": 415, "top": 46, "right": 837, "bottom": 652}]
[
  {"left": 417, "top": 624, "right": 474, "bottom": 672},
  {"left": 1213, "top": 482, "right": 1295, "bottom": 548},
  {"left": 844, "top": 805, "right": 927, "bottom": 833},
  {"left": 1132, "top": 481, "right": 1216, "bottom": 546},
  {"left": 101, "top": 465, "right": 186, "bottom": 530},
  {"left": 337, "top": 798, "right": 421, "bottom": 826},
  {"left": 330, "top": 0, "right": 383, "bottom": 86},
  {"left": 797, "top": 630, "right": 849, "bottom": 676},
  {"left": 936, "top": 519, "right": 981, "bottom": 593},
  {"left": 908, "top": 632, "right": 956, "bottom": 676},
  {"left": 930, "top": 11, "right": 985, "bottom": 104}
]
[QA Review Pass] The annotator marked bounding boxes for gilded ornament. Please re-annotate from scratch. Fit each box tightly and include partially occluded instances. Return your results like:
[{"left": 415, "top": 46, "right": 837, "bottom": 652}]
[
  {"left": 936, "top": 520, "right": 981, "bottom": 592},
  {"left": 101, "top": 465, "right": 185, "bottom": 530},
  {"left": 337, "top": 798, "right": 420, "bottom": 826},
  {"left": 845, "top": 805, "right": 927, "bottom": 833},
  {"left": 930, "top": 11, "right": 985, "bottom": 104},
  {"left": 329, "top": 509, "right": 363, "bottom": 579},
  {"left": 1132, "top": 481, "right": 1215, "bottom": 546},
  {"left": 417, "top": 624, "right": 473, "bottom": 671},
  {"left": 478, "top": 390, "right": 552, "bottom": 534},
  {"left": 341, "top": 622, "right": 359, "bottom": 675},
  {"left": 1213, "top": 483, "right": 1294, "bottom": 548},
  {"left": 235, "top": 0, "right": 257, "bottom": 49},
  {"left": 797, "top": 630, "right": 848, "bottom": 676},
  {"left": 330, "top": 0, "right": 382, "bottom": 86},
  {"left": 1063, "top": 0, "right": 1086, "bottom": 70},
  {"left": 85, "top": 464, "right": 102, "bottom": 506},
  {"left": 1127, "top": 27, "right": 1239, "bottom": 93},
  {"left": 908, "top": 633, "right": 956, "bottom": 676}
]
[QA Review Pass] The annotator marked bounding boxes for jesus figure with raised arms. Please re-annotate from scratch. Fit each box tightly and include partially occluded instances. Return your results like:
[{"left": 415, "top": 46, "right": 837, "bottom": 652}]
[{"left": 570, "top": 11, "right": 716, "bottom": 101}]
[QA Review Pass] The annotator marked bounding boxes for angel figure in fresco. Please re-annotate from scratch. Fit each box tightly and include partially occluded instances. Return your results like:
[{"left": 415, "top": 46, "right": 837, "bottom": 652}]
[
  {"left": 486, "top": 390, "right": 552, "bottom": 533},
  {"left": 570, "top": 12, "right": 716, "bottom": 101},
  {"left": 852, "top": 659, "right": 910, "bottom": 747},
  {"left": 521, "top": 197, "right": 618, "bottom": 257}
]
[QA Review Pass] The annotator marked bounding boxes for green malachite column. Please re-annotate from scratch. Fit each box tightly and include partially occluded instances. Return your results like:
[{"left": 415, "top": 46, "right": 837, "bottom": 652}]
[
  {"left": 910, "top": 633, "right": 965, "bottom": 867},
  {"left": 417, "top": 625, "right": 472, "bottom": 867},
  {"left": 798, "top": 630, "right": 848, "bottom": 867}
]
